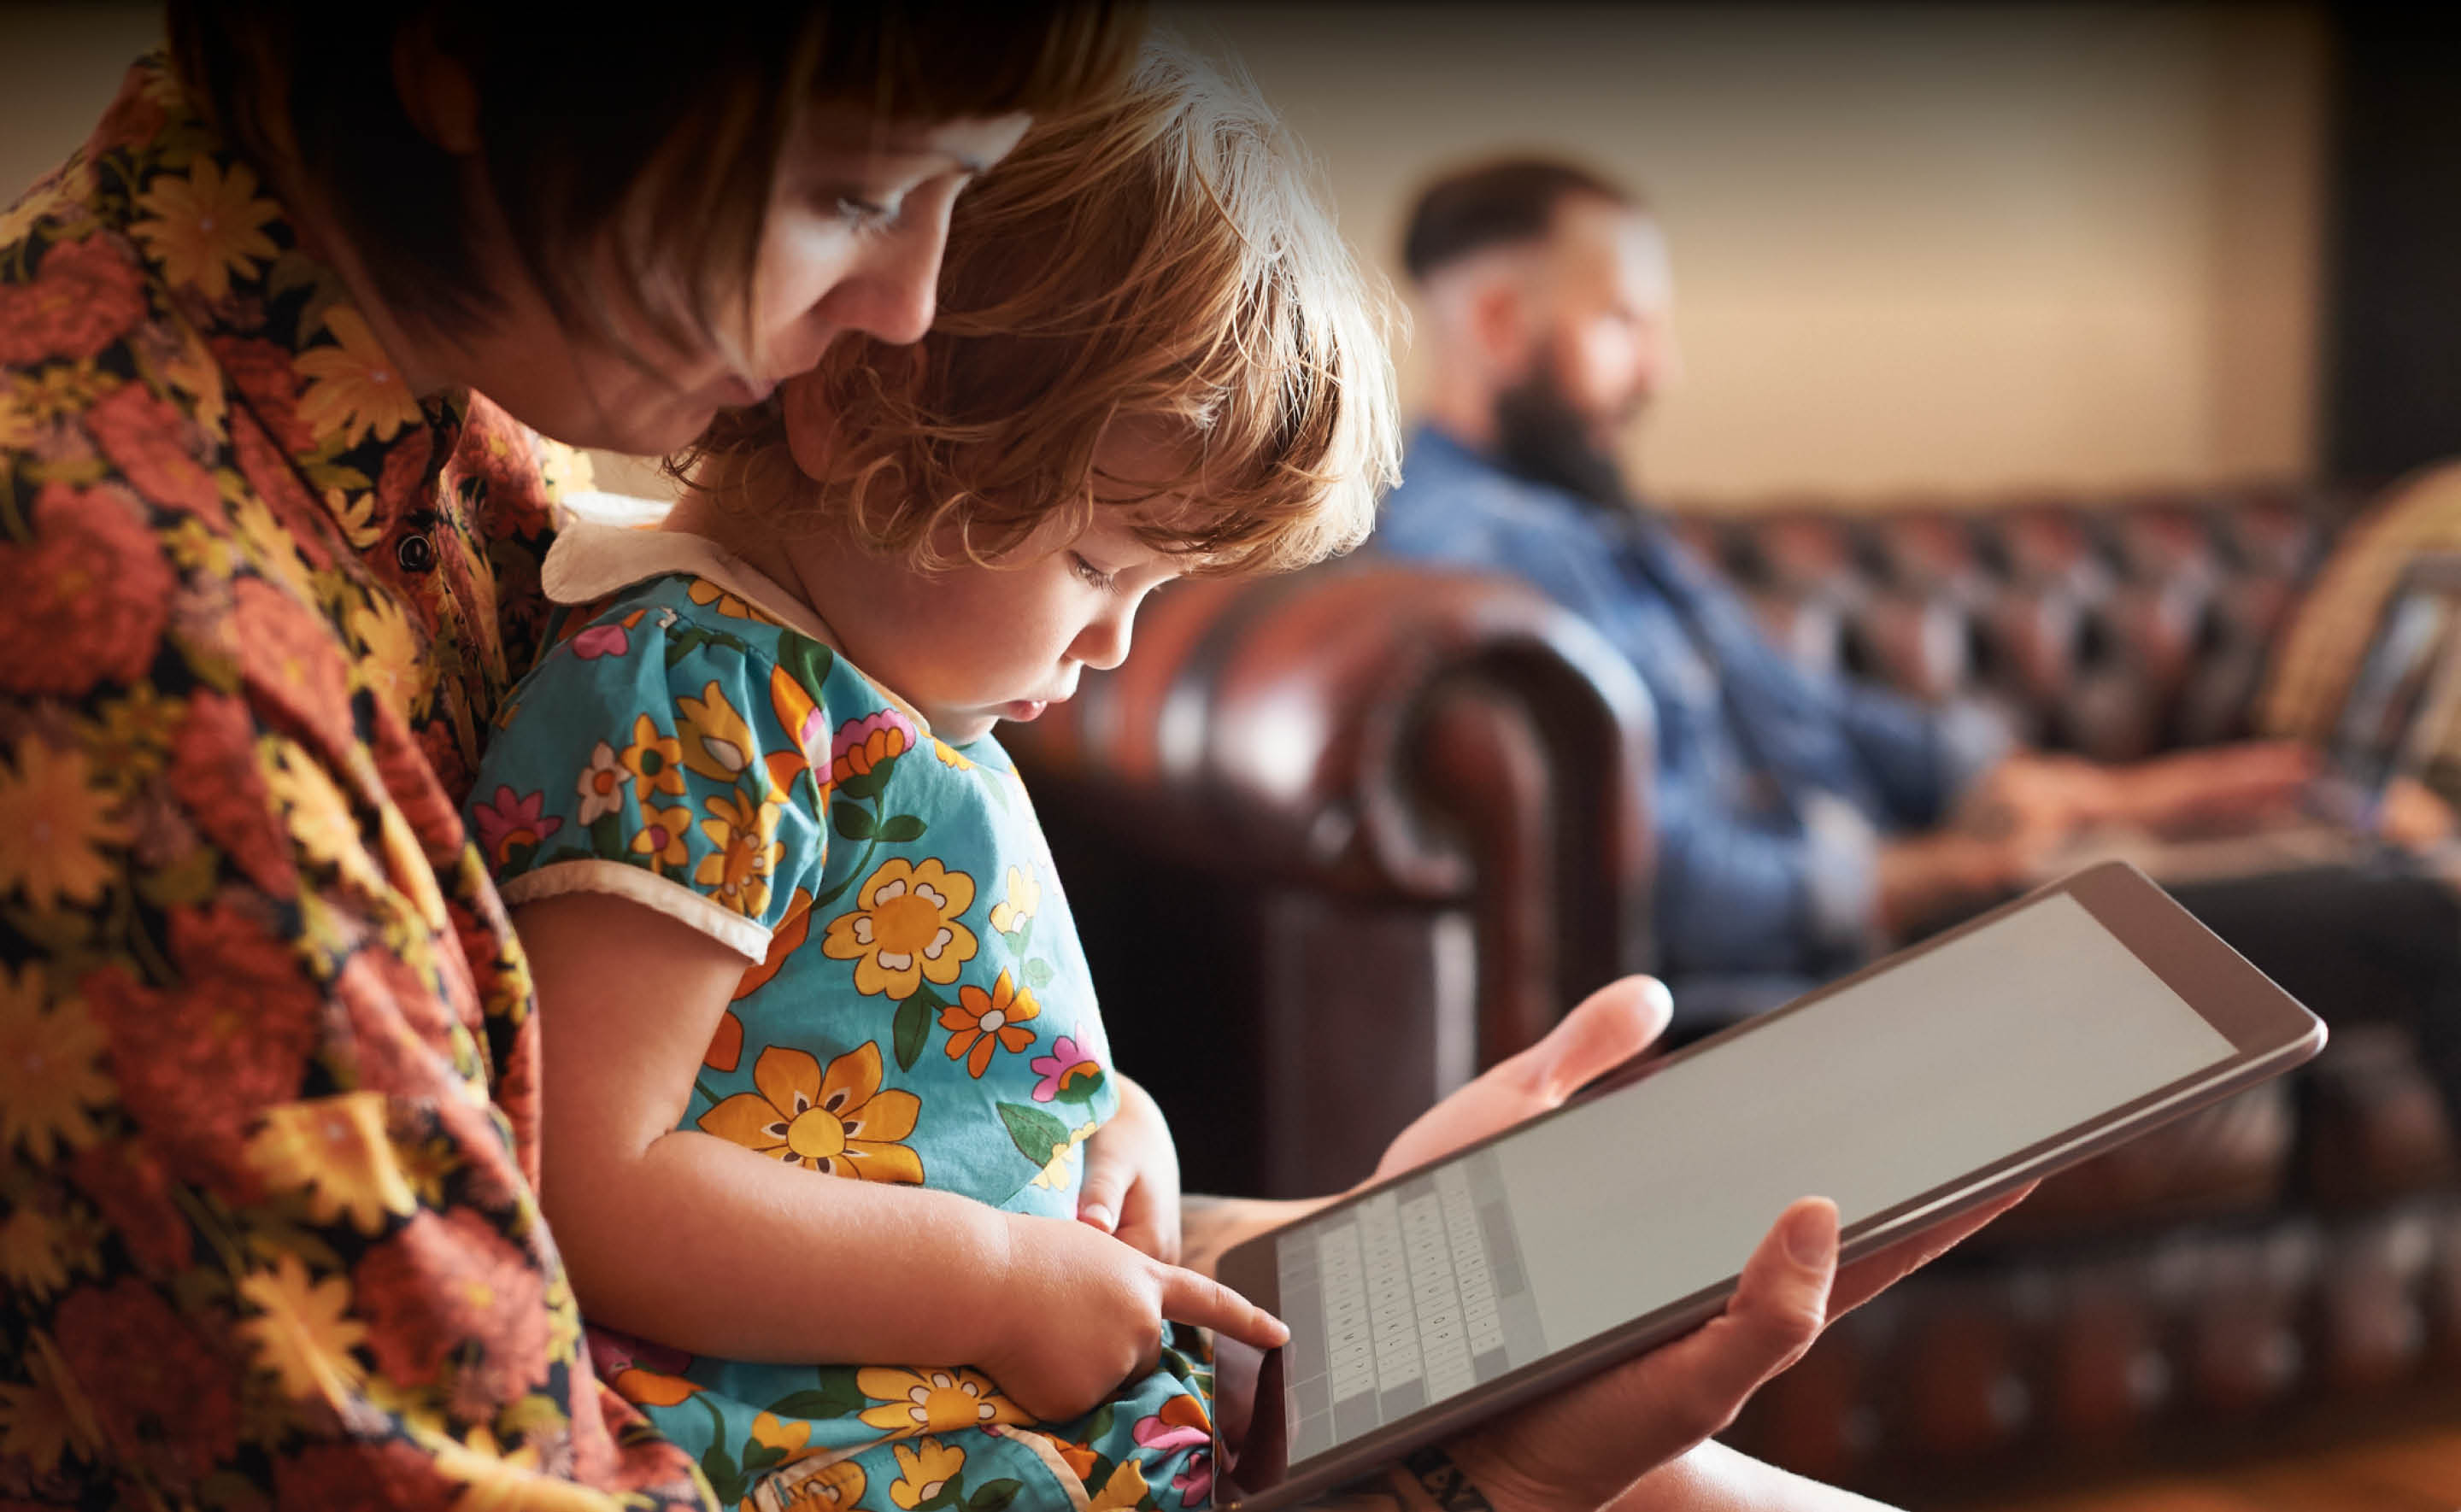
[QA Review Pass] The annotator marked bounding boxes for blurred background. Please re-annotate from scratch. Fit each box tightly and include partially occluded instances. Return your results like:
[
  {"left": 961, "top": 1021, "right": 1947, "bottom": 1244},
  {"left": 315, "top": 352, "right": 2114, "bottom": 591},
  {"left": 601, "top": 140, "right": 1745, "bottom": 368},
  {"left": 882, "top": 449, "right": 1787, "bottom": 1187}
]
[
  {"left": 8, "top": 0, "right": 2428, "bottom": 507},
  {"left": 13, "top": 5, "right": 2461, "bottom": 1509}
]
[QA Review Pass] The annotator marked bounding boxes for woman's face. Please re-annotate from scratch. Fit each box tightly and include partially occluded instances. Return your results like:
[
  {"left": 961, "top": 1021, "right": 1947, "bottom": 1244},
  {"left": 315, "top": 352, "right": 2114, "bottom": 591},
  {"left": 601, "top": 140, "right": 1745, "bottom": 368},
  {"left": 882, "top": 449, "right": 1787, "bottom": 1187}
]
[{"left": 466, "top": 108, "right": 1031, "bottom": 455}]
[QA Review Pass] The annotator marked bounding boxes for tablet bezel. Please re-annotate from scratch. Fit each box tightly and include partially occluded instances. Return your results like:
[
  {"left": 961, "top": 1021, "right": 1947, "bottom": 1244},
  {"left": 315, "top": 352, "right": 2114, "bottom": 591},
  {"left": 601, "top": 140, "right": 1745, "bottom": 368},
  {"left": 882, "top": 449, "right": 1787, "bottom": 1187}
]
[{"left": 1208, "top": 860, "right": 2324, "bottom": 1510}]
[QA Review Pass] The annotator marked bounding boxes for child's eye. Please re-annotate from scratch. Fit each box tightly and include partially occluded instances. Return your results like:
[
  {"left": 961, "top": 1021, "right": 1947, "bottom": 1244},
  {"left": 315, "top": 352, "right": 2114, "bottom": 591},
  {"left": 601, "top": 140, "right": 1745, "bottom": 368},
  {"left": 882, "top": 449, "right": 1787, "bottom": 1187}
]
[{"left": 1069, "top": 553, "right": 1116, "bottom": 591}]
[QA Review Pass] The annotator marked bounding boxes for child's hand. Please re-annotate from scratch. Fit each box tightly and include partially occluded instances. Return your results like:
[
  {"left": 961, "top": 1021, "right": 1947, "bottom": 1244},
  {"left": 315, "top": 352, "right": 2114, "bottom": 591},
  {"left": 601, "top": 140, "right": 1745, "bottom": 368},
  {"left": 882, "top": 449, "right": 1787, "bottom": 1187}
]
[
  {"left": 984, "top": 1212, "right": 1286, "bottom": 1422},
  {"left": 1077, "top": 1073, "right": 1181, "bottom": 1263}
]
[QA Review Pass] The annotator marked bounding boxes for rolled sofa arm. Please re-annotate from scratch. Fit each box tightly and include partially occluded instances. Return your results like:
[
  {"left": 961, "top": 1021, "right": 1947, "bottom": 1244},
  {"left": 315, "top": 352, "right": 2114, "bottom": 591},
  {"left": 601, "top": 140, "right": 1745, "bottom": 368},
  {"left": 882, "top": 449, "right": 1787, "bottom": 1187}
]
[{"left": 1003, "top": 558, "right": 1661, "bottom": 1190}]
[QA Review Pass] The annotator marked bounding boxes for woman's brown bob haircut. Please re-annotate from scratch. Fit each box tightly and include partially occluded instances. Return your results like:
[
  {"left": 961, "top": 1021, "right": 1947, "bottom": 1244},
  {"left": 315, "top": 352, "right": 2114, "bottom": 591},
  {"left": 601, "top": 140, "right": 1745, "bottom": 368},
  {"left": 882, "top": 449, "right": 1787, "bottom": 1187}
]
[
  {"left": 166, "top": 2, "right": 1142, "bottom": 358},
  {"left": 681, "top": 43, "right": 1401, "bottom": 577}
]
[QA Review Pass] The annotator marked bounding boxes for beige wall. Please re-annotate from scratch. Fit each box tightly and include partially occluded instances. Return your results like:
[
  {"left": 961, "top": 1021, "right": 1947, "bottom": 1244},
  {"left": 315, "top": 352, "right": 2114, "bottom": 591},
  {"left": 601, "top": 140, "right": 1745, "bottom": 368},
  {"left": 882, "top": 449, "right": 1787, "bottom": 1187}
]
[
  {"left": 3, "top": 3, "right": 2326, "bottom": 508},
  {"left": 1175, "top": 2, "right": 2327, "bottom": 507}
]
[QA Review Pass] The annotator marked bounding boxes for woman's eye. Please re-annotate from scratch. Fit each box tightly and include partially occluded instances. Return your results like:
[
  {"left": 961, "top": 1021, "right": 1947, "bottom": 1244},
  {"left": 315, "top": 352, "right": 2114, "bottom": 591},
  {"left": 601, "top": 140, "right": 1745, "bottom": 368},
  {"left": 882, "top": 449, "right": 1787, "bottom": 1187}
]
[{"left": 831, "top": 196, "right": 898, "bottom": 231}]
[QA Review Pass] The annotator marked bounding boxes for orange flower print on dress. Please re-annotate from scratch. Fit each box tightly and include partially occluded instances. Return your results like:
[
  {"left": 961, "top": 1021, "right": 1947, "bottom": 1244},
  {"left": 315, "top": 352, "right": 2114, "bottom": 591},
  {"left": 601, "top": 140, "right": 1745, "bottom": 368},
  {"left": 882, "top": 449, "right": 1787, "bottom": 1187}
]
[
  {"left": 675, "top": 680, "right": 758, "bottom": 785},
  {"left": 351, "top": 1206, "right": 552, "bottom": 1401},
  {"left": 702, "top": 1010, "right": 744, "bottom": 1075},
  {"left": 746, "top": 1412, "right": 827, "bottom": 1470},
  {"left": 235, "top": 576, "right": 357, "bottom": 755},
  {"left": 0, "top": 235, "right": 149, "bottom": 367},
  {"left": 589, "top": 1327, "right": 702, "bottom": 1409},
  {"left": 889, "top": 1438, "right": 965, "bottom": 1509},
  {"left": 244, "top": 1092, "right": 420, "bottom": 1234},
  {"left": 939, "top": 969, "right": 1039, "bottom": 1079},
  {"left": 85, "top": 381, "right": 223, "bottom": 515},
  {"left": 0, "top": 963, "right": 109, "bottom": 1162},
  {"left": 0, "top": 738, "right": 132, "bottom": 912},
  {"left": 853, "top": 1367, "right": 1026, "bottom": 1437},
  {"left": 778, "top": 1458, "right": 868, "bottom": 1512},
  {"left": 821, "top": 858, "right": 978, "bottom": 999},
  {"left": 51, "top": 1278, "right": 240, "bottom": 1486},
  {"left": 619, "top": 713, "right": 687, "bottom": 803},
  {"left": 698, "top": 1042, "right": 924, "bottom": 1184},
  {"left": 165, "top": 690, "right": 298, "bottom": 898},
  {"left": 83, "top": 903, "right": 322, "bottom": 1186},
  {"left": 631, "top": 803, "right": 694, "bottom": 876},
  {"left": 0, "top": 481, "right": 174, "bottom": 698},
  {"left": 732, "top": 889, "right": 813, "bottom": 1005},
  {"left": 211, "top": 332, "right": 314, "bottom": 453},
  {"left": 294, "top": 306, "right": 422, "bottom": 448},
  {"left": 696, "top": 786, "right": 781, "bottom": 917},
  {"left": 235, "top": 1251, "right": 368, "bottom": 1405},
  {"left": 684, "top": 577, "right": 770, "bottom": 623},
  {"left": 127, "top": 155, "right": 280, "bottom": 302}
]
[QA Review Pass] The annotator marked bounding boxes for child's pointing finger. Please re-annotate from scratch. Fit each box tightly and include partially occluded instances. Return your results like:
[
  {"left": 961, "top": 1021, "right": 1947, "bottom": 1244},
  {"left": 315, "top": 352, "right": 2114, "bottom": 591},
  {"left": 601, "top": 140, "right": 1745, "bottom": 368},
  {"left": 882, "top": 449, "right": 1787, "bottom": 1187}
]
[{"left": 1160, "top": 1265, "right": 1289, "bottom": 1351}]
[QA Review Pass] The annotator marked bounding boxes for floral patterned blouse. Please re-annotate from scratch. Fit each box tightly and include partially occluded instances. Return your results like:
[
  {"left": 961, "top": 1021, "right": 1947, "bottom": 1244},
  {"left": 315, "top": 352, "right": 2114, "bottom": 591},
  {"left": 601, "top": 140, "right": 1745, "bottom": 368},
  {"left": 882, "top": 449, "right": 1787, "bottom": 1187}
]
[
  {"left": 466, "top": 521, "right": 1214, "bottom": 1512},
  {"left": 0, "top": 55, "right": 709, "bottom": 1509}
]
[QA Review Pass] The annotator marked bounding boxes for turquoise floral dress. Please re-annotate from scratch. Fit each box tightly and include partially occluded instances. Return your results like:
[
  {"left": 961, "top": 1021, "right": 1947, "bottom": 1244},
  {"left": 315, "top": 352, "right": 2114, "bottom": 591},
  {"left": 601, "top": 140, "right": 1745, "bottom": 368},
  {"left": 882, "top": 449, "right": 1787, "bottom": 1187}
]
[{"left": 467, "top": 522, "right": 1214, "bottom": 1512}]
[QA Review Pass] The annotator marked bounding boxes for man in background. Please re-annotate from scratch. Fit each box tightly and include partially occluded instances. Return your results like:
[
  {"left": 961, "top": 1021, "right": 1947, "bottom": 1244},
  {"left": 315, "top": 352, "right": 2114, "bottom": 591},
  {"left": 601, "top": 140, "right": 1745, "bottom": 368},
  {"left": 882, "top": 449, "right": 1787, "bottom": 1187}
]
[{"left": 1375, "top": 156, "right": 2456, "bottom": 1040}]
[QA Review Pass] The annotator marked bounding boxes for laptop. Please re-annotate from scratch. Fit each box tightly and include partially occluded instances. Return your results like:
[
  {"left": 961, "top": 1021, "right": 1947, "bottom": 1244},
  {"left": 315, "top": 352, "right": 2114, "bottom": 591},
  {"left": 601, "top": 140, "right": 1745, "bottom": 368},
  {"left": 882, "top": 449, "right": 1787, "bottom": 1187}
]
[{"left": 2033, "top": 552, "right": 2461, "bottom": 884}]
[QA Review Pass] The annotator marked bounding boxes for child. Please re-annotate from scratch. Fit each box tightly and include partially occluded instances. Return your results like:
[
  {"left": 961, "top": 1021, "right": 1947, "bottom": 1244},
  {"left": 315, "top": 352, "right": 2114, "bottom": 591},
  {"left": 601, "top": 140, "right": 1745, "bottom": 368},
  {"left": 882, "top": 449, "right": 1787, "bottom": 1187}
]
[{"left": 464, "top": 43, "right": 1398, "bottom": 1512}]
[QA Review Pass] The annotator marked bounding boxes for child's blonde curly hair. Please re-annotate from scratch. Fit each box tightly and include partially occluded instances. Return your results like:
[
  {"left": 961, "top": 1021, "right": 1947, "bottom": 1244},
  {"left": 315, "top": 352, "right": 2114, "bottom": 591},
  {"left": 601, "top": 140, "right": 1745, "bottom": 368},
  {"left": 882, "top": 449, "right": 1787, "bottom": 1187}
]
[{"left": 674, "top": 39, "right": 1401, "bottom": 577}]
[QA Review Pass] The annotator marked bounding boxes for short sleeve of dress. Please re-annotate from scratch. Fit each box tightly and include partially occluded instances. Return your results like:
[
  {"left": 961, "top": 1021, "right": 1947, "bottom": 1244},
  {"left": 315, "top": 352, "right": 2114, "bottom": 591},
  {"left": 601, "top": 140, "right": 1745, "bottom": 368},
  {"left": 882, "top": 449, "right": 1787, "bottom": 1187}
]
[{"left": 467, "top": 590, "right": 835, "bottom": 961}]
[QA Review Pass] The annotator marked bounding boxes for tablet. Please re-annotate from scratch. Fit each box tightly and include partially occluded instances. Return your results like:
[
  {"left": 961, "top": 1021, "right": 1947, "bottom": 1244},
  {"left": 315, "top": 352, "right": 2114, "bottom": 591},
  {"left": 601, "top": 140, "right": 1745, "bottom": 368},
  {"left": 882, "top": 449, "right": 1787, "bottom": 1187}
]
[{"left": 1209, "top": 861, "right": 2324, "bottom": 1509}]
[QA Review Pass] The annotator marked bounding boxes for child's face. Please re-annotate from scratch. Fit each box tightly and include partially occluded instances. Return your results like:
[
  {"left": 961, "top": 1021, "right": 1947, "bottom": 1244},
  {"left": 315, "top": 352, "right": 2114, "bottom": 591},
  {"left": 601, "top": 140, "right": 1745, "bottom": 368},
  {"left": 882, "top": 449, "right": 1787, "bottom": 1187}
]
[{"left": 784, "top": 437, "right": 1193, "bottom": 746}]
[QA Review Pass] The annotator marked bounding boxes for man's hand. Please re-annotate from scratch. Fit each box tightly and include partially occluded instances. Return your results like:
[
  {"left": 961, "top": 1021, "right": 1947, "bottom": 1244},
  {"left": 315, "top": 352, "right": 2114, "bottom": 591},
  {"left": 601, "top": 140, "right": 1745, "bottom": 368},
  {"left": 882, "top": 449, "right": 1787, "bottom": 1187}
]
[
  {"left": 1954, "top": 750, "right": 2119, "bottom": 847},
  {"left": 1078, "top": 1072, "right": 1183, "bottom": 1263},
  {"left": 2110, "top": 741, "right": 2319, "bottom": 836}
]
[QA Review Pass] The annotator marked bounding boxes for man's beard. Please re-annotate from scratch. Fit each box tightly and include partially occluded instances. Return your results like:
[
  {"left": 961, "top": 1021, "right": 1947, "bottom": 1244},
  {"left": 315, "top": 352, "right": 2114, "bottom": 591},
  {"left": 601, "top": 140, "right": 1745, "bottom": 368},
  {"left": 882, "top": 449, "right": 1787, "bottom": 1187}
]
[{"left": 1489, "top": 362, "right": 1636, "bottom": 511}]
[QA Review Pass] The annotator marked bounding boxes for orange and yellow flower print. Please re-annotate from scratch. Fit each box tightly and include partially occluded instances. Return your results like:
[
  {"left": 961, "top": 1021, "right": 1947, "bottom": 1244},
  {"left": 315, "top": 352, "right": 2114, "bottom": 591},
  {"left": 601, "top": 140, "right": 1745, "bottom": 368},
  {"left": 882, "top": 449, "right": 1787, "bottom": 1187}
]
[
  {"left": 854, "top": 1367, "right": 1026, "bottom": 1438},
  {"left": 939, "top": 969, "right": 1040, "bottom": 1079},
  {"left": 698, "top": 1042, "right": 924, "bottom": 1184},
  {"left": 821, "top": 858, "right": 978, "bottom": 999},
  {"left": 126, "top": 155, "right": 279, "bottom": 303}
]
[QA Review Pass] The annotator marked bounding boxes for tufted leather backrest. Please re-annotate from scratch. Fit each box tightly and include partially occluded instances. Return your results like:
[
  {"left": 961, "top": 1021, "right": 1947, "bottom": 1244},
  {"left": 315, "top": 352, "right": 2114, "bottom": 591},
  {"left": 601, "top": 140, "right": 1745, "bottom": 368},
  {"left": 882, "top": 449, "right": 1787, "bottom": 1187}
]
[{"left": 1667, "top": 486, "right": 2342, "bottom": 761}]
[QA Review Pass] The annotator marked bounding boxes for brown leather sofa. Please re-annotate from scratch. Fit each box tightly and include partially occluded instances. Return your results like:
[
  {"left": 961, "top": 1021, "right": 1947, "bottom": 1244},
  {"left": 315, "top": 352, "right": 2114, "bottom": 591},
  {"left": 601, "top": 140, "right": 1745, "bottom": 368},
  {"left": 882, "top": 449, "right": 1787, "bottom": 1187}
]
[{"left": 1003, "top": 486, "right": 2461, "bottom": 1497}]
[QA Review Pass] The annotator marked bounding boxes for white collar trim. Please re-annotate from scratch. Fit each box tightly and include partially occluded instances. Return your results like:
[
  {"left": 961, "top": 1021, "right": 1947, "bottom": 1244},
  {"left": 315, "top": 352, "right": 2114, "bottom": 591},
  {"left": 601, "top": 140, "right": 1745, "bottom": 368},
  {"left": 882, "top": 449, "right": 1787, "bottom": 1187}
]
[{"left": 543, "top": 519, "right": 844, "bottom": 653}]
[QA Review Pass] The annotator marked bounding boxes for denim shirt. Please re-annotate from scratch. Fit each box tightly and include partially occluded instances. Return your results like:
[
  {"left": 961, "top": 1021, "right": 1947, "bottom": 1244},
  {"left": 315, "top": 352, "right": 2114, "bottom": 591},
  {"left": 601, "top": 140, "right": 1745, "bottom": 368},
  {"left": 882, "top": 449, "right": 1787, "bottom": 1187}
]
[{"left": 1376, "top": 426, "right": 2007, "bottom": 979}]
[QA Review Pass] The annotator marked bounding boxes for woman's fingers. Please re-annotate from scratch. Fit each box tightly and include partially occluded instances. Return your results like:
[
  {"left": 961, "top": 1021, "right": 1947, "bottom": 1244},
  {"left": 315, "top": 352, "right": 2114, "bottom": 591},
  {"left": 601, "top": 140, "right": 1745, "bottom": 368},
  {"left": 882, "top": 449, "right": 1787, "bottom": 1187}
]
[
  {"left": 1158, "top": 1265, "right": 1289, "bottom": 1351},
  {"left": 1370, "top": 976, "right": 1673, "bottom": 1182},
  {"left": 1830, "top": 1181, "right": 2034, "bottom": 1317},
  {"left": 1450, "top": 1197, "right": 1841, "bottom": 1510},
  {"left": 1115, "top": 1171, "right": 1181, "bottom": 1264},
  {"left": 1077, "top": 1140, "right": 1132, "bottom": 1234}
]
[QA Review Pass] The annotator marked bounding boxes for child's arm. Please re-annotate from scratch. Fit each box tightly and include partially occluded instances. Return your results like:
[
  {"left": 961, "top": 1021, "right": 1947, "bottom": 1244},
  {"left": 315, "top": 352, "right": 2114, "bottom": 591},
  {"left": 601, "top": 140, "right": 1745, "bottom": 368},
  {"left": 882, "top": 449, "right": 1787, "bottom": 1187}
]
[{"left": 515, "top": 891, "right": 1285, "bottom": 1420}]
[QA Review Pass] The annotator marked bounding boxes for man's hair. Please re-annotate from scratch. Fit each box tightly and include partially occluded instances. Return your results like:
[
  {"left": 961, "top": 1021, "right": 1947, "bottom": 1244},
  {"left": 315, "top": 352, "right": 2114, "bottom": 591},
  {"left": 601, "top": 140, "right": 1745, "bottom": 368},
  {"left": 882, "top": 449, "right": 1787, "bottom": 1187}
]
[
  {"left": 1400, "top": 155, "right": 1641, "bottom": 284},
  {"left": 166, "top": 2, "right": 1142, "bottom": 360},
  {"left": 679, "top": 39, "right": 1400, "bottom": 577}
]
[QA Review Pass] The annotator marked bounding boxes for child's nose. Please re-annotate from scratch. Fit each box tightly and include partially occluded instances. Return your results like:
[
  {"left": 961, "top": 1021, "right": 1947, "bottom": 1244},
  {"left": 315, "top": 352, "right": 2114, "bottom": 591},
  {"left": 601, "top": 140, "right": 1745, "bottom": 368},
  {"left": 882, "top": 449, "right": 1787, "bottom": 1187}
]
[{"left": 1073, "top": 612, "right": 1135, "bottom": 671}]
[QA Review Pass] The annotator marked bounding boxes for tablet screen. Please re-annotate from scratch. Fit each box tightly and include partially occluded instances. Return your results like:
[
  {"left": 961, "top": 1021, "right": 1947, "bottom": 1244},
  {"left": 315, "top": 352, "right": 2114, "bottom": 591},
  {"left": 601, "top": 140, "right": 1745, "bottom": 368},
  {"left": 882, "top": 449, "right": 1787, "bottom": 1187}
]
[{"left": 1264, "top": 890, "right": 2238, "bottom": 1464}]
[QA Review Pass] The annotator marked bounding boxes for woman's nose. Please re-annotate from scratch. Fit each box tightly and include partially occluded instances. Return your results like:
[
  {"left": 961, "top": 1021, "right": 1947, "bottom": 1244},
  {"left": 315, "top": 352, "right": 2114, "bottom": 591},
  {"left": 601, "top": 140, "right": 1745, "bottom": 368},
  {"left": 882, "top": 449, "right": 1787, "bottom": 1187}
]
[{"left": 843, "top": 202, "right": 955, "bottom": 348}]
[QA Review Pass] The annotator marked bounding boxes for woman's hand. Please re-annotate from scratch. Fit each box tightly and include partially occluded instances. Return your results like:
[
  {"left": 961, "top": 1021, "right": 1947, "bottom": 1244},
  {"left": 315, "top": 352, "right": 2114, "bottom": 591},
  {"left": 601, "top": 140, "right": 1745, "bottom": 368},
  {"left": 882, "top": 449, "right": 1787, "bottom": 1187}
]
[
  {"left": 981, "top": 1211, "right": 1286, "bottom": 1422},
  {"left": 1078, "top": 1072, "right": 1183, "bottom": 1263},
  {"left": 1369, "top": 975, "right": 2029, "bottom": 1322},
  {"left": 1367, "top": 975, "right": 1673, "bottom": 1185},
  {"left": 1348, "top": 974, "right": 2032, "bottom": 1512}
]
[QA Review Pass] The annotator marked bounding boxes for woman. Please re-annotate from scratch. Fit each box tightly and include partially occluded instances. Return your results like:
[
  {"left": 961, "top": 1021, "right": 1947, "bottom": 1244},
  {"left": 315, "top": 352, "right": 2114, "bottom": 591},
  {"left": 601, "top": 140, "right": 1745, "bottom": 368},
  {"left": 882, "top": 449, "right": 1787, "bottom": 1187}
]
[{"left": 0, "top": 6, "right": 2008, "bottom": 1508}]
